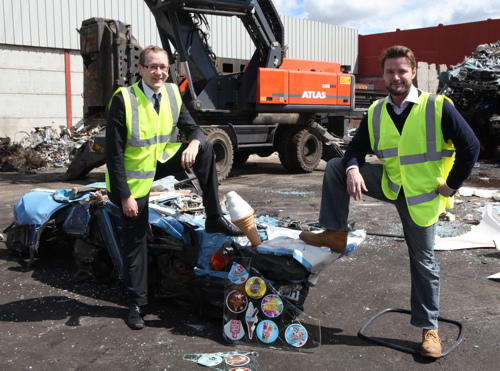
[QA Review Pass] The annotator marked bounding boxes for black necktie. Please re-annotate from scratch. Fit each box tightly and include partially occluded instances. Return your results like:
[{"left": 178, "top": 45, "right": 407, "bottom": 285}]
[{"left": 153, "top": 93, "right": 160, "bottom": 114}]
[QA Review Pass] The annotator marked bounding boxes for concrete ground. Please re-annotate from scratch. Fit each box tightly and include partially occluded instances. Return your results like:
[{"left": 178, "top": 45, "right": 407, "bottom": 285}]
[{"left": 0, "top": 154, "right": 499, "bottom": 371}]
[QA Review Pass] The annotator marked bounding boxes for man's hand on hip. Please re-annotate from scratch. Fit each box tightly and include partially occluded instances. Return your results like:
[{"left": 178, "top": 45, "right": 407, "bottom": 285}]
[{"left": 437, "top": 183, "right": 456, "bottom": 197}]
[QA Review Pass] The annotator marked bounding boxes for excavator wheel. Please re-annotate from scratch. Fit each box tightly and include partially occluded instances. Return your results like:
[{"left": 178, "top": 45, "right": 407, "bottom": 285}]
[
  {"left": 203, "top": 127, "right": 234, "bottom": 182},
  {"left": 278, "top": 126, "right": 323, "bottom": 173},
  {"left": 233, "top": 151, "right": 251, "bottom": 167},
  {"left": 255, "top": 149, "right": 275, "bottom": 158},
  {"left": 277, "top": 128, "right": 294, "bottom": 171}
]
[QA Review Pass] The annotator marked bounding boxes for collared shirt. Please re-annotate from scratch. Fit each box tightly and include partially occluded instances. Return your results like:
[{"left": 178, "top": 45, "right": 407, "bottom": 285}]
[
  {"left": 387, "top": 85, "right": 419, "bottom": 115},
  {"left": 141, "top": 80, "right": 161, "bottom": 107}
]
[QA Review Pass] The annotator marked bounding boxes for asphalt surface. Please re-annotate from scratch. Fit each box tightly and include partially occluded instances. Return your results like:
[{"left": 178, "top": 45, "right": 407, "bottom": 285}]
[{"left": 0, "top": 154, "right": 499, "bottom": 371}]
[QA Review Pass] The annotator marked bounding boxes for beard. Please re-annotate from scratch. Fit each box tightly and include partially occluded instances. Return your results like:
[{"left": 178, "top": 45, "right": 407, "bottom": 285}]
[{"left": 385, "top": 81, "right": 412, "bottom": 97}]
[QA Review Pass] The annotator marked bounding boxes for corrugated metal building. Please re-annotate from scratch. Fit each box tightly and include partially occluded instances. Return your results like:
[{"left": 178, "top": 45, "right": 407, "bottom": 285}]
[{"left": 0, "top": 0, "right": 358, "bottom": 140}]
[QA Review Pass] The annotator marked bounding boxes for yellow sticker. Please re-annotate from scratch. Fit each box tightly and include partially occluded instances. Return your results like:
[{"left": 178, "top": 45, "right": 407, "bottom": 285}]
[
  {"left": 340, "top": 76, "right": 351, "bottom": 84},
  {"left": 245, "top": 276, "right": 266, "bottom": 299}
]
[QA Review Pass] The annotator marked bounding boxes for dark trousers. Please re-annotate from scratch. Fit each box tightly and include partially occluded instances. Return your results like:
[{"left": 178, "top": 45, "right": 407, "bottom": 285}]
[
  {"left": 111, "top": 140, "right": 222, "bottom": 306},
  {"left": 114, "top": 194, "right": 150, "bottom": 307},
  {"left": 155, "top": 140, "right": 222, "bottom": 216}
]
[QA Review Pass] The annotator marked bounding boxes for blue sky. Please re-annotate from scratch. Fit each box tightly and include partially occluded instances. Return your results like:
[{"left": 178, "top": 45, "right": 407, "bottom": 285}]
[{"left": 272, "top": 0, "right": 500, "bottom": 35}]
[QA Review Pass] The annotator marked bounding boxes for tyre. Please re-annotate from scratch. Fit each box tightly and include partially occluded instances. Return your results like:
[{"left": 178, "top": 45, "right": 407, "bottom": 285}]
[
  {"left": 233, "top": 151, "right": 250, "bottom": 167},
  {"left": 203, "top": 127, "right": 233, "bottom": 182},
  {"left": 255, "top": 149, "right": 275, "bottom": 158},
  {"left": 277, "top": 128, "right": 294, "bottom": 171},
  {"left": 277, "top": 126, "right": 323, "bottom": 173}
]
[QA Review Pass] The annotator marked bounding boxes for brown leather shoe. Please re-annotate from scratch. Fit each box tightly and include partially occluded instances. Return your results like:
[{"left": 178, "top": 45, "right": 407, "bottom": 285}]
[
  {"left": 421, "top": 329, "right": 442, "bottom": 358},
  {"left": 299, "top": 229, "right": 348, "bottom": 253}
]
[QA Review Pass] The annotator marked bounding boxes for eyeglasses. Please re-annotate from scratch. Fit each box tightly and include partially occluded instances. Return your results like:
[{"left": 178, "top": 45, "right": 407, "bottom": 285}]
[{"left": 143, "top": 64, "right": 169, "bottom": 72}]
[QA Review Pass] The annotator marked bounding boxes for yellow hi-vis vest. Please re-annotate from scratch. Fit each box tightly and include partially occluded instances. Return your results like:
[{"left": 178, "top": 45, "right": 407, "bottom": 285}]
[
  {"left": 367, "top": 92, "right": 456, "bottom": 227},
  {"left": 106, "top": 82, "right": 182, "bottom": 199}
]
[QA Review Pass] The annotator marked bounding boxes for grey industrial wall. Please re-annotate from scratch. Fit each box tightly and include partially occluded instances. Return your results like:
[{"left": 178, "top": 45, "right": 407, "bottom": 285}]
[{"left": 0, "top": 45, "right": 83, "bottom": 140}]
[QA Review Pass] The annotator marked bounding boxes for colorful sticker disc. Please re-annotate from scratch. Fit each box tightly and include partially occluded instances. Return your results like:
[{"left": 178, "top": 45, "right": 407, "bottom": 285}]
[
  {"left": 226, "top": 290, "right": 248, "bottom": 313},
  {"left": 256, "top": 319, "right": 279, "bottom": 343},
  {"left": 228, "top": 262, "right": 249, "bottom": 284},
  {"left": 225, "top": 354, "right": 250, "bottom": 366},
  {"left": 261, "top": 294, "right": 283, "bottom": 318},
  {"left": 224, "top": 319, "right": 245, "bottom": 340},
  {"left": 197, "top": 354, "right": 223, "bottom": 367},
  {"left": 245, "top": 276, "right": 266, "bottom": 299},
  {"left": 285, "top": 323, "right": 308, "bottom": 347}
]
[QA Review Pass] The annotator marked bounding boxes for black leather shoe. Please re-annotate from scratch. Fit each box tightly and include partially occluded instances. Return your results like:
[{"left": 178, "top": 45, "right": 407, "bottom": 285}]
[
  {"left": 205, "top": 214, "right": 245, "bottom": 236},
  {"left": 126, "top": 305, "right": 144, "bottom": 330}
]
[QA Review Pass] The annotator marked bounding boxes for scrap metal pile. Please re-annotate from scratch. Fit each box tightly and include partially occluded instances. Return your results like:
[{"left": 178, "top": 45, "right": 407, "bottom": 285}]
[
  {"left": 439, "top": 41, "right": 500, "bottom": 158},
  {"left": 0, "top": 126, "right": 98, "bottom": 173}
]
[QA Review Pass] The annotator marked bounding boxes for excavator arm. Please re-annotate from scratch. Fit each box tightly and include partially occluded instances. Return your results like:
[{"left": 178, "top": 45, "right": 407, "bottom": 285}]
[{"left": 144, "top": 0, "right": 284, "bottom": 111}]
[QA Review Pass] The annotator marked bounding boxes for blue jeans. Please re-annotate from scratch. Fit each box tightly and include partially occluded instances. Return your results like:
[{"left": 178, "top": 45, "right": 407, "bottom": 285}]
[{"left": 319, "top": 158, "right": 440, "bottom": 329}]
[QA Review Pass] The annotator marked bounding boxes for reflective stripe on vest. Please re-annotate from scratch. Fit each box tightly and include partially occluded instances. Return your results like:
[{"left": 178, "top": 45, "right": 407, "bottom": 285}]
[
  {"left": 157, "top": 83, "right": 182, "bottom": 164},
  {"left": 407, "top": 189, "right": 439, "bottom": 206}
]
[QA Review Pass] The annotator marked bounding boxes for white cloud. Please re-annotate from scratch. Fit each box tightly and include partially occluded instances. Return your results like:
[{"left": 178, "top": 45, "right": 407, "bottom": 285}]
[
  {"left": 270, "top": 0, "right": 306, "bottom": 18},
  {"left": 272, "top": 0, "right": 500, "bottom": 35}
]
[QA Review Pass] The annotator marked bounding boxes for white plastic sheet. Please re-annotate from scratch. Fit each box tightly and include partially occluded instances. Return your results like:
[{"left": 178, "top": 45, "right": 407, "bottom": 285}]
[
  {"left": 488, "top": 272, "right": 500, "bottom": 280},
  {"left": 255, "top": 224, "right": 366, "bottom": 285},
  {"left": 435, "top": 205, "right": 500, "bottom": 281},
  {"left": 435, "top": 205, "right": 500, "bottom": 250}
]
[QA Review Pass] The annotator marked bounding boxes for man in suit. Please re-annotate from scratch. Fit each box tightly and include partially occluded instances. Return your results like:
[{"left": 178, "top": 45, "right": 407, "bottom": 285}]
[{"left": 105, "top": 45, "right": 242, "bottom": 329}]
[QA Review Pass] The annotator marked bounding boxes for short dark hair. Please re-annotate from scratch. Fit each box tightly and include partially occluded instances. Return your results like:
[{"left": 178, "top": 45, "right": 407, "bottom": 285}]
[
  {"left": 380, "top": 45, "right": 416, "bottom": 71},
  {"left": 139, "top": 45, "right": 169, "bottom": 66}
]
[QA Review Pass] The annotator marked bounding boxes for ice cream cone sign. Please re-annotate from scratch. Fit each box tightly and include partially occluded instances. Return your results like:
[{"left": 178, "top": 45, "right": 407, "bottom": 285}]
[{"left": 226, "top": 191, "right": 262, "bottom": 247}]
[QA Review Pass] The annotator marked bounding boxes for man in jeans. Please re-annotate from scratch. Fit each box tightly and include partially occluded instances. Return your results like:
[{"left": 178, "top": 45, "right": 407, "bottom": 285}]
[{"left": 300, "top": 45, "right": 480, "bottom": 357}]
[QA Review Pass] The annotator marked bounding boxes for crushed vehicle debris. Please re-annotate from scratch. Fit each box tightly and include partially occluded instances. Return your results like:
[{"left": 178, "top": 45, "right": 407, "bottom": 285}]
[
  {"left": 439, "top": 40, "right": 500, "bottom": 159},
  {"left": 2, "top": 180, "right": 364, "bottom": 325}
]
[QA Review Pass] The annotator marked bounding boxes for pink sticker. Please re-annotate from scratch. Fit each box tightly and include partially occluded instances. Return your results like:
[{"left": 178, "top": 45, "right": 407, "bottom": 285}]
[{"left": 261, "top": 294, "right": 283, "bottom": 318}]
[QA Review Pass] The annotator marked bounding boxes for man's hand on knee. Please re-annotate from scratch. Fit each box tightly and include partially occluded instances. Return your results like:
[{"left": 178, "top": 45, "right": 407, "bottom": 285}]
[
  {"left": 347, "top": 168, "right": 367, "bottom": 201},
  {"left": 181, "top": 140, "right": 200, "bottom": 169}
]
